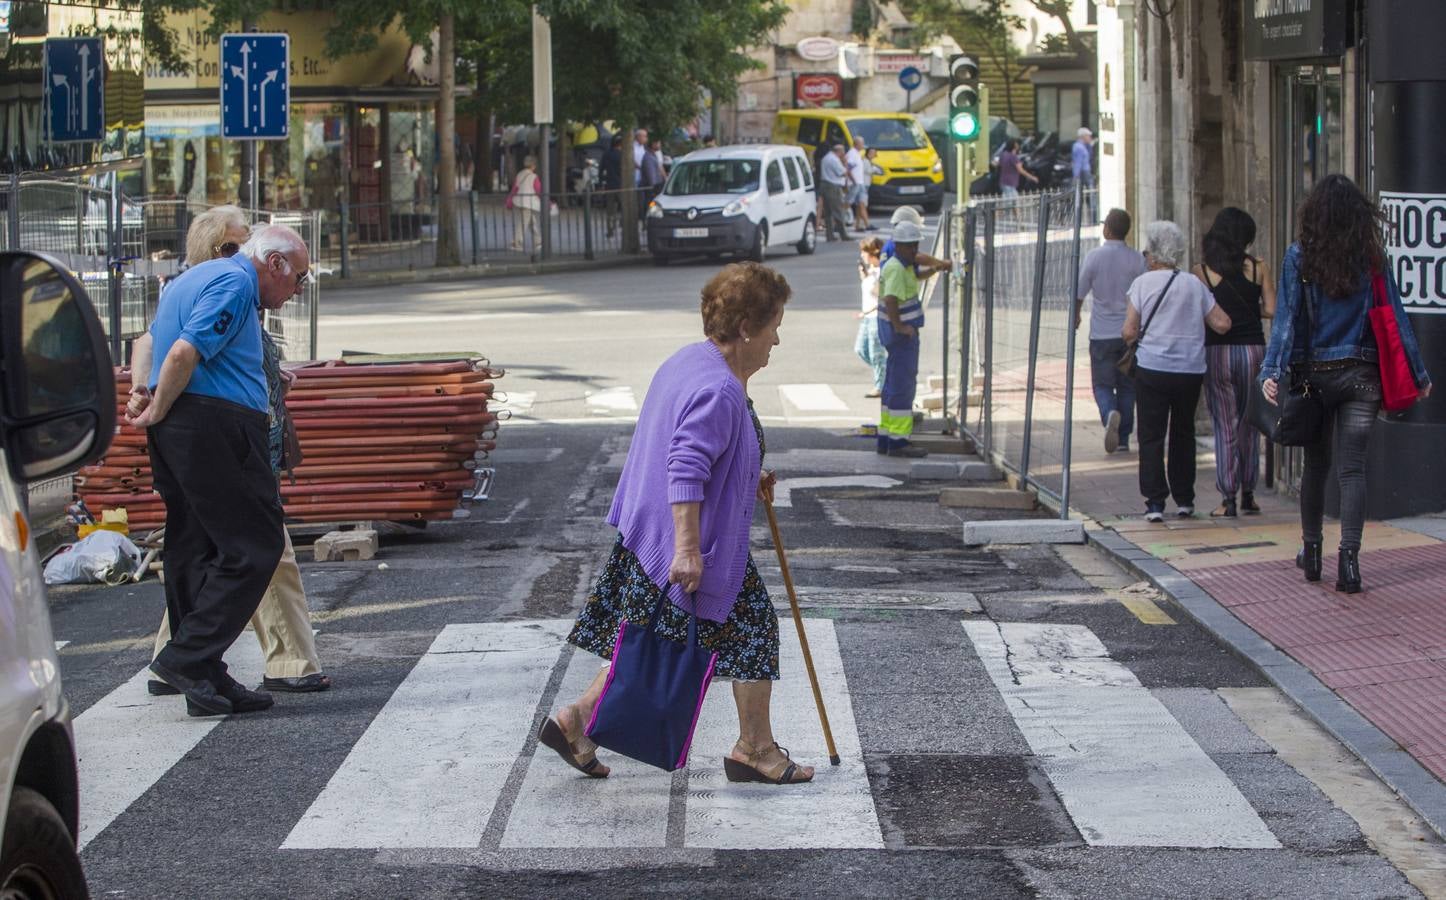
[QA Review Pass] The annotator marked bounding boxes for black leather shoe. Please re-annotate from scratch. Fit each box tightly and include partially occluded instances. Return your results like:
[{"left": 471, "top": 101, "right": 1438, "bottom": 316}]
[
  {"left": 1336, "top": 547, "right": 1362, "bottom": 594},
  {"left": 147, "top": 679, "right": 180, "bottom": 696},
  {"left": 886, "top": 444, "right": 929, "bottom": 458},
  {"left": 149, "top": 660, "right": 232, "bottom": 717},
  {"left": 217, "top": 676, "right": 274, "bottom": 713},
  {"left": 1296, "top": 541, "right": 1323, "bottom": 583}
]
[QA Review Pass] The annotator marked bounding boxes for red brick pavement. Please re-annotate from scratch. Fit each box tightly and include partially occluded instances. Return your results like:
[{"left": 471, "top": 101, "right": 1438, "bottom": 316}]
[{"left": 1191, "top": 543, "right": 1446, "bottom": 781}]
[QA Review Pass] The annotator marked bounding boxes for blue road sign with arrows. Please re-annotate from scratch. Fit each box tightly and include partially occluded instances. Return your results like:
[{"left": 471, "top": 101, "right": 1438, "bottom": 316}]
[
  {"left": 44, "top": 37, "right": 104, "bottom": 143},
  {"left": 220, "top": 33, "right": 290, "bottom": 140}
]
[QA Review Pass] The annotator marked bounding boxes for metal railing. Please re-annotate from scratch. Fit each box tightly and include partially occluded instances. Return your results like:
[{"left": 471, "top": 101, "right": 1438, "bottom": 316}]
[
  {"left": 0, "top": 176, "right": 322, "bottom": 363},
  {"left": 321, "top": 187, "right": 643, "bottom": 278},
  {"left": 947, "top": 185, "right": 1100, "bottom": 515}
]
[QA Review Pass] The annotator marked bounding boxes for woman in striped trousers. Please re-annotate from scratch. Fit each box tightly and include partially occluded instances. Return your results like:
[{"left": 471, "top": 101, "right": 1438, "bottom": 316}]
[{"left": 1192, "top": 208, "right": 1276, "bottom": 517}]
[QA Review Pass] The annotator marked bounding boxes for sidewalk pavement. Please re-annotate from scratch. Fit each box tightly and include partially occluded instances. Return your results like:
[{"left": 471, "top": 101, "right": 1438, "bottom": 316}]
[{"left": 1058, "top": 399, "right": 1446, "bottom": 835}]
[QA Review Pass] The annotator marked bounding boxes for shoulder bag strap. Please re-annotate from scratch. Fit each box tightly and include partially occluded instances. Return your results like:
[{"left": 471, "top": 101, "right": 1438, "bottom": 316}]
[{"left": 1137, "top": 270, "right": 1181, "bottom": 344}]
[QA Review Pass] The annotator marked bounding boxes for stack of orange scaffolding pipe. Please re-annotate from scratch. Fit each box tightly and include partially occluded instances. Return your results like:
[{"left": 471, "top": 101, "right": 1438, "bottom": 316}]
[{"left": 76, "top": 358, "right": 501, "bottom": 532}]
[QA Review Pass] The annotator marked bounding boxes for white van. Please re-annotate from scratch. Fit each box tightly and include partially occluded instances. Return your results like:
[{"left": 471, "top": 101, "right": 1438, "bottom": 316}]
[
  {"left": 645, "top": 145, "right": 817, "bottom": 265},
  {"left": 0, "top": 251, "right": 117, "bottom": 897}
]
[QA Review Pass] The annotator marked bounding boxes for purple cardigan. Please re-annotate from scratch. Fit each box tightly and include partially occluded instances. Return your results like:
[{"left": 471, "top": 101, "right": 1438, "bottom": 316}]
[{"left": 607, "top": 341, "right": 760, "bottom": 622}]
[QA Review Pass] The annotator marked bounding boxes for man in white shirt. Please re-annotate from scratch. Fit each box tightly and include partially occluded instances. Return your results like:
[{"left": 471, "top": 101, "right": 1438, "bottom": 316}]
[
  {"left": 820, "top": 143, "right": 850, "bottom": 241},
  {"left": 845, "top": 137, "right": 871, "bottom": 231}
]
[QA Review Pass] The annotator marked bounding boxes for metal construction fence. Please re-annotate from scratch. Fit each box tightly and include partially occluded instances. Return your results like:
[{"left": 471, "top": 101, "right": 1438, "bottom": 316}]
[
  {"left": 0, "top": 169, "right": 320, "bottom": 363},
  {"left": 940, "top": 185, "right": 1100, "bottom": 514},
  {"left": 317, "top": 187, "right": 641, "bottom": 278}
]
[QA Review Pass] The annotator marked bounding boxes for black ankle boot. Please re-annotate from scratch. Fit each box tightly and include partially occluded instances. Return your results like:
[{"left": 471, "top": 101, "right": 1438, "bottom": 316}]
[
  {"left": 1336, "top": 548, "right": 1361, "bottom": 594},
  {"left": 1296, "top": 541, "right": 1322, "bottom": 582}
]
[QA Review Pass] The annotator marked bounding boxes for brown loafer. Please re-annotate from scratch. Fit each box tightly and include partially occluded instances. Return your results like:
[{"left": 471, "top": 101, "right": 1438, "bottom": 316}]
[{"left": 262, "top": 673, "right": 332, "bottom": 693}]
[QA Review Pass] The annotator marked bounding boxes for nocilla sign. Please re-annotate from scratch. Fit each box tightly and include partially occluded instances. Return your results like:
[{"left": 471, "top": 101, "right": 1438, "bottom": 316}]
[{"left": 145, "top": 10, "right": 414, "bottom": 90}]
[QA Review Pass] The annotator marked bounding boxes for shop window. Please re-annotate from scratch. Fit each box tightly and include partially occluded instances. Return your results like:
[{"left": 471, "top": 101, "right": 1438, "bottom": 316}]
[{"left": 1035, "top": 86, "right": 1087, "bottom": 138}]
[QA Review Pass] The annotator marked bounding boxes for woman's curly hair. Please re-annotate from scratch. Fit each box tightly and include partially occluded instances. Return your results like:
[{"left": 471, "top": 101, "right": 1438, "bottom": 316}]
[
  {"left": 1297, "top": 174, "right": 1386, "bottom": 298},
  {"left": 700, "top": 262, "right": 791, "bottom": 342}
]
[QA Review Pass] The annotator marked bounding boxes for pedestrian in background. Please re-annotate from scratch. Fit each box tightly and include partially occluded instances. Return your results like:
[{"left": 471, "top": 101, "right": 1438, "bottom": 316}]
[
  {"left": 1260, "top": 174, "right": 1432, "bottom": 593},
  {"left": 1123, "top": 220, "right": 1233, "bottom": 522},
  {"left": 601, "top": 134, "right": 623, "bottom": 238},
  {"left": 1072, "top": 127, "right": 1095, "bottom": 220},
  {"left": 855, "top": 237, "right": 886, "bottom": 398},
  {"left": 997, "top": 139, "right": 1038, "bottom": 197},
  {"left": 846, "top": 137, "right": 872, "bottom": 231},
  {"left": 644, "top": 138, "right": 666, "bottom": 192},
  {"left": 876, "top": 221, "right": 929, "bottom": 457},
  {"left": 127, "top": 224, "right": 312, "bottom": 716},
  {"left": 540, "top": 262, "right": 814, "bottom": 786},
  {"left": 1192, "top": 207, "right": 1275, "bottom": 518},
  {"left": 819, "top": 142, "right": 851, "bottom": 242},
  {"left": 509, "top": 155, "right": 542, "bottom": 254},
  {"left": 1077, "top": 209, "right": 1147, "bottom": 454},
  {"left": 130, "top": 208, "right": 331, "bottom": 697}
]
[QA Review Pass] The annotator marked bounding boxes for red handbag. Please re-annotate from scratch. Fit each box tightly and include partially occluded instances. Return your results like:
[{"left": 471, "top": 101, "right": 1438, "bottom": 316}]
[{"left": 1370, "top": 270, "right": 1418, "bottom": 412}]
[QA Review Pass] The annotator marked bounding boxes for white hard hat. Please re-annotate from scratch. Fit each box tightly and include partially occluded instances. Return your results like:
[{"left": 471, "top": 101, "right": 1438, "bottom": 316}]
[
  {"left": 890, "top": 206, "right": 923, "bottom": 227},
  {"left": 892, "top": 221, "right": 923, "bottom": 244}
]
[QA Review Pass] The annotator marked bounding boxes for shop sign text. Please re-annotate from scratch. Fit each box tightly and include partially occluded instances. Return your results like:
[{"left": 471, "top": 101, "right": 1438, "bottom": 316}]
[{"left": 1382, "top": 191, "right": 1446, "bottom": 313}]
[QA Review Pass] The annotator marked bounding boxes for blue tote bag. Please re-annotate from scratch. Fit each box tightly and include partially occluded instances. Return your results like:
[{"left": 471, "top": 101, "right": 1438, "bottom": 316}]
[{"left": 584, "top": 593, "right": 719, "bottom": 772}]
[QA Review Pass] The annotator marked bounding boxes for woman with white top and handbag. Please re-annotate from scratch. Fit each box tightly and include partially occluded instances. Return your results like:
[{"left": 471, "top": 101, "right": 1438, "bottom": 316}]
[{"left": 1123, "top": 220, "right": 1233, "bottom": 522}]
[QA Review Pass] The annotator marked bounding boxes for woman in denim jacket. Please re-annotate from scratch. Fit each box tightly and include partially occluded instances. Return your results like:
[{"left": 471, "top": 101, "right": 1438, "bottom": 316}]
[{"left": 1260, "top": 175, "right": 1433, "bottom": 592}]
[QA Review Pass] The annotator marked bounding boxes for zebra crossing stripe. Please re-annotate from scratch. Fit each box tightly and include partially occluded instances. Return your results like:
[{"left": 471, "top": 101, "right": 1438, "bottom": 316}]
[
  {"left": 963, "top": 621, "right": 1279, "bottom": 849},
  {"left": 778, "top": 384, "right": 849, "bottom": 413},
  {"left": 282, "top": 620, "right": 572, "bottom": 849},
  {"left": 73, "top": 637, "right": 266, "bottom": 850},
  {"left": 684, "top": 618, "right": 882, "bottom": 850},
  {"left": 500, "top": 649, "right": 671, "bottom": 849}
]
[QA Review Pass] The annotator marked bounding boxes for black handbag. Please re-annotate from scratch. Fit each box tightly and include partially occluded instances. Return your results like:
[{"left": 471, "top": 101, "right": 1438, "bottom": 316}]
[
  {"left": 1246, "top": 274, "right": 1324, "bottom": 446},
  {"left": 1117, "top": 270, "right": 1180, "bottom": 378}
]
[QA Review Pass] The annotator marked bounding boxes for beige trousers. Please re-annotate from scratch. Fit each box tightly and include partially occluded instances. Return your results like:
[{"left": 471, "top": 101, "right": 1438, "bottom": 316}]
[{"left": 152, "top": 528, "right": 321, "bottom": 679}]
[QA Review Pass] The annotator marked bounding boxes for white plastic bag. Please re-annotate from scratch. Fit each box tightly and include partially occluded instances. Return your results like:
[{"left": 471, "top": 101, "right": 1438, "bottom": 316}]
[{"left": 43, "top": 531, "right": 141, "bottom": 586}]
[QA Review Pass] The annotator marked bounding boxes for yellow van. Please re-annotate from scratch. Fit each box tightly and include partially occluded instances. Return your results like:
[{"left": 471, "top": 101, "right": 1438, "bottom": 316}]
[{"left": 773, "top": 109, "right": 945, "bottom": 212}]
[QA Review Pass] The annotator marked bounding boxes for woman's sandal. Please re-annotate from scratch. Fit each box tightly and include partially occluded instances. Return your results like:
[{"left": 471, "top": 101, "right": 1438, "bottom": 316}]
[
  {"left": 1210, "top": 498, "right": 1237, "bottom": 518},
  {"left": 538, "top": 716, "right": 609, "bottom": 778},
  {"left": 1240, "top": 491, "right": 1261, "bottom": 514},
  {"left": 722, "top": 739, "right": 814, "bottom": 785}
]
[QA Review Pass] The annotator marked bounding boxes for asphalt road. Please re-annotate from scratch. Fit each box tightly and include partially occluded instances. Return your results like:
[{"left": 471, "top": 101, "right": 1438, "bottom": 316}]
[{"left": 50, "top": 233, "right": 1446, "bottom": 898}]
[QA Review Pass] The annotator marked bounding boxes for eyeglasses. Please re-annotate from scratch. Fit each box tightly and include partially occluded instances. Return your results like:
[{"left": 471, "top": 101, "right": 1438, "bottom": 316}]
[{"left": 269, "top": 251, "right": 313, "bottom": 290}]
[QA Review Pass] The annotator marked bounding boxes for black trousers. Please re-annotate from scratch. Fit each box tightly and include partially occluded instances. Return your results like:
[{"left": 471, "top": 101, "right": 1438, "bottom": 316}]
[
  {"left": 1299, "top": 362, "right": 1382, "bottom": 551},
  {"left": 1135, "top": 367, "right": 1203, "bottom": 509},
  {"left": 148, "top": 394, "right": 285, "bottom": 683}
]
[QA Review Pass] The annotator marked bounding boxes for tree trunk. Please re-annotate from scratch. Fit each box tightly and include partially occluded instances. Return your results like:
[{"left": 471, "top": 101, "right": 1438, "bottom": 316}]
[
  {"left": 435, "top": 13, "right": 462, "bottom": 267},
  {"left": 621, "top": 120, "right": 639, "bottom": 253}
]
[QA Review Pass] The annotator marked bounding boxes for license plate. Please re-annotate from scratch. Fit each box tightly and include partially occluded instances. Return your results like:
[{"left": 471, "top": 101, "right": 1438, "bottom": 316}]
[
  {"left": 672, "top": 227, "right": 708, "bottom": 238},
  {"left": 899, "top": 186, "right": 926, "bottom": 195}
]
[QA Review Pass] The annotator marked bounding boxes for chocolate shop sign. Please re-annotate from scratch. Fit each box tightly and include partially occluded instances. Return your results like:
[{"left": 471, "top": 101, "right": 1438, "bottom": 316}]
[
  {"left": 1244, "top": 0, "right": 1346, "bottom": 61},
  {"left": 1382, "top": 192, "right": 1446, "bottom": 314}
]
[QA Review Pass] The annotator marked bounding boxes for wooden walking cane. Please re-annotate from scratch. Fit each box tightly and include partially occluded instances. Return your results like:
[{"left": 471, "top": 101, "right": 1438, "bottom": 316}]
[{"left": 765, "top": 500, "right": 841, "bottom": 766}]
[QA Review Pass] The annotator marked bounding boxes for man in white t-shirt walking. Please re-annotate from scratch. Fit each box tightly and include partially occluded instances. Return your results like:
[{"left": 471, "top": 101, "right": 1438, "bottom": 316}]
[{"left": 845, "top": 137, "right": 872, "bottom": 231}]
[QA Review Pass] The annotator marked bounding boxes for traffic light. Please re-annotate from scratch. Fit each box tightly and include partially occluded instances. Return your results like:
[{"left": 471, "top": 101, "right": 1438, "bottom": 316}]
[{"left": 949, "top": 55, "right": 981, "bottom": 142}]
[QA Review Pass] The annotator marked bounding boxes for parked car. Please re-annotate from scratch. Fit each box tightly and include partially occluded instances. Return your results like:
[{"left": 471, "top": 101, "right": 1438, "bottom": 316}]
[
  {"left": 773, "top": 109, "right": 946, "bottom": 212},
  {"left": 0, "top": 250, "right": 117, "bottom": 899},
  {"left": 645, "top": 144, "right": 817, "bottom": 265}
]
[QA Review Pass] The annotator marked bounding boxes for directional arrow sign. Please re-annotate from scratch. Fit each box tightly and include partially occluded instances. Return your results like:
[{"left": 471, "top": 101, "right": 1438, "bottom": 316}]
[
  {"left": 220, "top": 33, "right": 289, "bottom": 140},
  {"left": 44, "top": 37, "right": 105, "bottom": 143}
]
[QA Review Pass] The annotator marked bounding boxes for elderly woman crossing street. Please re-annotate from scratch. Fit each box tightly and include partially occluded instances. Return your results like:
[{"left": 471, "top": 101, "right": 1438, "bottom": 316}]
[{"left": 540, "top": 261, "right": 813, "bottom": 785}]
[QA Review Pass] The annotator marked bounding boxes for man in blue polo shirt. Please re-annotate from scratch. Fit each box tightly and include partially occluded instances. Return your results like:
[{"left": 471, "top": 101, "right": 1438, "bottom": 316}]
[{"left": 129, "top": 223, "right": 310, "bottom": 717}]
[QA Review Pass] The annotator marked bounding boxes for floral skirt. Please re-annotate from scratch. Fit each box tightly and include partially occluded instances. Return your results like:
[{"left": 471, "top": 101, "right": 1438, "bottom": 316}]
[{"left": 567, "top": 536, "right": 780, "bottom": 681}]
